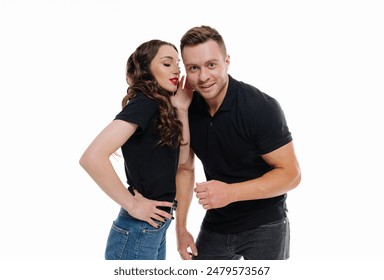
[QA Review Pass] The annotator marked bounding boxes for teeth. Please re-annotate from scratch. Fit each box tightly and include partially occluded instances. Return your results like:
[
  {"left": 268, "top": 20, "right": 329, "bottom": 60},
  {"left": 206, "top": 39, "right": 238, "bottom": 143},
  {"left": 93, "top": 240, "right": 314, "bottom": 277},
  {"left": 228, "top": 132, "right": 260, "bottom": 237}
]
[{"left": 202, "top": 84, "right": 212, "bottom": 88}]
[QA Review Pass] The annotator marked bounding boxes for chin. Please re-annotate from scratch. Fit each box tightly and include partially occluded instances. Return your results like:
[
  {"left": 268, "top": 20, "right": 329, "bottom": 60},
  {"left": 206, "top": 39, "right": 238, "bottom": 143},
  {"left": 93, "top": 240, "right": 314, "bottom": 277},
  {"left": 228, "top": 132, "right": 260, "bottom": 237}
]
[
  {"left": 168, "top": 86, "right": 177, "bottom": 93},
  {"left": 161, "top": 86, "right": 176, "bottom": 93}
]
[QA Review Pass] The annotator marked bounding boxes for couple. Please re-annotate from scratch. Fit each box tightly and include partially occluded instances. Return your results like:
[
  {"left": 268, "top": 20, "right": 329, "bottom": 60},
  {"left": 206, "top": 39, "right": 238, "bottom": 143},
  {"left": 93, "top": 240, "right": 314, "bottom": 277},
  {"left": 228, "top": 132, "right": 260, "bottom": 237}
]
[{"left": 80, "top": 25, "right": 301, "bottom": 260}]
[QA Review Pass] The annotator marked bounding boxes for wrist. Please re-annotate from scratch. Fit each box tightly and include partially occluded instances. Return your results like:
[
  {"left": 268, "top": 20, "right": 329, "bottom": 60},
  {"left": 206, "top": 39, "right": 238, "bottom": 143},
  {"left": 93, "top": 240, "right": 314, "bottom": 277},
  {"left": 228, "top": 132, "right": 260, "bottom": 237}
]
[
  {"left": 176, "top": 108, "right": 189, "bottom": 116},
  {"left": 176, "top": 224, "right": 188, "bottom": 234},
  {"left": 123, "top": 196, "right": 136, "bottom": 214},
  {"left": 228, "top": 182, "right": 238, "bottom": 204},
  {"left": 175, "top": 215, "right": 188, "bottom": 228}
]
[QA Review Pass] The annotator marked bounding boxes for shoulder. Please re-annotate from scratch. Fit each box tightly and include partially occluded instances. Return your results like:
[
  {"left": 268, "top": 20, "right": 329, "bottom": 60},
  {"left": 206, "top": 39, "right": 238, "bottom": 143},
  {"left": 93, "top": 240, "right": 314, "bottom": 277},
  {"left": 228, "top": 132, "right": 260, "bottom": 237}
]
[
  {"left": 128, "top": 92, "right": 157, "bottom": 106},
  {"left": 116, "top": 92, "right": 158, "bottom": 124},
  {"left": 231, "top": 77, "right": 278, "bottom": 113},
  {"left": 230, "top": 77, "right": 288, "bottom": 128},
  {"left": 231, "top": 77, "right": 268, "bottom": 103},
  {"left": 122, "top": 92, "right": 158, "bottom": 112}
]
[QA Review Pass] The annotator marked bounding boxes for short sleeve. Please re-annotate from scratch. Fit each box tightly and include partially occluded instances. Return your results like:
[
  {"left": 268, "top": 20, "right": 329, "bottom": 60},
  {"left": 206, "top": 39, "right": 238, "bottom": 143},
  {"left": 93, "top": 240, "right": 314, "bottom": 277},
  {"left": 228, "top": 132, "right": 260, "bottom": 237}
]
[
  {"left": 114, "top": 93, "right": 158, "bottom": 133},
  {"left": 253, "top": 97, "right": 292, "bottom": 154}
]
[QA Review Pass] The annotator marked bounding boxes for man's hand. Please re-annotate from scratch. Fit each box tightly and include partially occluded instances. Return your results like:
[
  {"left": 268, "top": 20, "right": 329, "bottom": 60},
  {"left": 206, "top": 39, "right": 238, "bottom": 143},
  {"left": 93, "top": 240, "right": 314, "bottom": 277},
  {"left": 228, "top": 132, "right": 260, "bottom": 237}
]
[{"left": 194, "top": 180, "right": 234, "bottom": 210}]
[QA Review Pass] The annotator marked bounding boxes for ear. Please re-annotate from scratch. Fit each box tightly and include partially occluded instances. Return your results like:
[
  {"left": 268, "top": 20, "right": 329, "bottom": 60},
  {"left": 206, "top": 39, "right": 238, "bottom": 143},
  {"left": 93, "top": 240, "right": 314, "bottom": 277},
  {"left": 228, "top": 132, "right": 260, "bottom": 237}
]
[{"left": 225, "top": 54, "right": 230, "bottom": 68}]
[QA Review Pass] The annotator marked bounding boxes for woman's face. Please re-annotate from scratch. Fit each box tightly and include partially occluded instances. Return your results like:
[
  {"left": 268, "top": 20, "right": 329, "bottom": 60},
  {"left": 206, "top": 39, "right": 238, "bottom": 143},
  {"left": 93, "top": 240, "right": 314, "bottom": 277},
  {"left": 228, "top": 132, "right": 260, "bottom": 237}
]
[{"left": 150, "top": 45, "right": 181, "bottom": 93}]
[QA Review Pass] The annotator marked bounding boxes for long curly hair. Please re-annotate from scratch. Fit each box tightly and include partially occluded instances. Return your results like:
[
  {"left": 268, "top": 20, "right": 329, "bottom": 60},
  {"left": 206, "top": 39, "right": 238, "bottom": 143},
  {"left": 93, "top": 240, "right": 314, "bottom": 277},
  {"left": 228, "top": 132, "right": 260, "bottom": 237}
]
[{"left": 121, "top": 40, "right": 183, "bottom": 148}]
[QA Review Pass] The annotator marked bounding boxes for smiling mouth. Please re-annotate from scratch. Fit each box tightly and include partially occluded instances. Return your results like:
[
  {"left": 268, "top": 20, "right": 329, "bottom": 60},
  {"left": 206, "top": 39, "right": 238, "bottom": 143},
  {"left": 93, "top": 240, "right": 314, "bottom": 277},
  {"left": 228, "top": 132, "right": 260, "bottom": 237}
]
[
  {"left": 170, "top": 79, "right": 178, "bottom": 85},
  {"left": 200, "top": 83, "right": 214, "bottom": 89}
]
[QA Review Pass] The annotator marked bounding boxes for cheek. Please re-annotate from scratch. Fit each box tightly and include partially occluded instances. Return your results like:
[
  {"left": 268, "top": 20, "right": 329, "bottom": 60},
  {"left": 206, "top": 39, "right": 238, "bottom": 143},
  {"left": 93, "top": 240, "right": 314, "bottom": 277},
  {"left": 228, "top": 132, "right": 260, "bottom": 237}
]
[
  {"left": 153, "top": 72, "right": 166, "bottom": 86},
  {"left": 186, "top": 74, "right": 198, "bottom": 87},
  {"left": 157, "top": 78, "right": 166, "bottom": 88},
  {"left": 158, "top": 78, "right": 176, "bottom": 92}
]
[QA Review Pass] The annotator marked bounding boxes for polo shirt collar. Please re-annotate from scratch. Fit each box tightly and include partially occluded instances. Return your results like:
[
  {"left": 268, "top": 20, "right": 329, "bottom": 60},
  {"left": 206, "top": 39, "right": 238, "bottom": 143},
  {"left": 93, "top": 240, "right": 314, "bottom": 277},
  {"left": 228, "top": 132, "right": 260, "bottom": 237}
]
[{"left": 219, "top": 74, "right": 236, "bottom": 112}]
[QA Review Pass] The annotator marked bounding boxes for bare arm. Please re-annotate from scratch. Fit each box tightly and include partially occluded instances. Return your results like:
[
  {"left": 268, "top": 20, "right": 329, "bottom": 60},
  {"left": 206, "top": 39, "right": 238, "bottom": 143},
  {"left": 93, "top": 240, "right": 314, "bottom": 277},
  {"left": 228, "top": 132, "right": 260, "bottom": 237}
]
[
  {"left": 175, "top": 148, "right": 198, "bottom": 259},
  {"left": 195, "top": 141, "right": 301, "bottom": 209},
  {"left": 79, "top": 120, "right": 173, "bottom": 227},
  {"left": 171, "top": 76, "right": 193, "bottom": 164},
  {"left": 176, "top": 110, "right": 190, "bottom": 164}
]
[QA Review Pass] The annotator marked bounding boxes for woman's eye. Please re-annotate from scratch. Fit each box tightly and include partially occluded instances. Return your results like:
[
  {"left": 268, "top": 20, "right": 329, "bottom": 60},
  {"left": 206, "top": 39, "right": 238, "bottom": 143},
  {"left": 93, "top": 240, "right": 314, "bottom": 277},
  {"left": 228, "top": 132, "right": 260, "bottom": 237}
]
[{"left": 164, "top": 63, "right": 171, "bottom": 67}]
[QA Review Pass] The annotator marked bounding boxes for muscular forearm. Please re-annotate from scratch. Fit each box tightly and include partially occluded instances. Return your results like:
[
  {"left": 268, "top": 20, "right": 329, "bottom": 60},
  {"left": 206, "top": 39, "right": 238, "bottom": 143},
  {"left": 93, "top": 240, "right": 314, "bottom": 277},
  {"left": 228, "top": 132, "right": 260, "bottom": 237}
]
[
  {"left": 195, "top": 142, "right": 301, "bottom": 209},
  {"left": 231, "top": 165, "right": 301, "bottom": 202},
  {"left": 231, "top": 141, "right": 301, "bottom": 202}
]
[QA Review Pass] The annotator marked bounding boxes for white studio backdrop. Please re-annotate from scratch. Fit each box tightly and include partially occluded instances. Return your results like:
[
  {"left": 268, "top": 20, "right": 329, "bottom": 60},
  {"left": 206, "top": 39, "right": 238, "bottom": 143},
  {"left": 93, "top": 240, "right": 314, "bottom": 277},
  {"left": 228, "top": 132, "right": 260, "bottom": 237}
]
[{"left": 1, "top": 0, "right": 383, "bottom": 261}]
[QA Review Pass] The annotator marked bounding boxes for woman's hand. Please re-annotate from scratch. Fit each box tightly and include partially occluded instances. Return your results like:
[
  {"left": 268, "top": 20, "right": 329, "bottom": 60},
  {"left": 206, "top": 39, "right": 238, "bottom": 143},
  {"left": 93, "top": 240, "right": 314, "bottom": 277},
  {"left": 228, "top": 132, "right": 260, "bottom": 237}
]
[
  {"left": 170, "top": 76, "right": 193, "bottom": 112},
  {"left": 170, "top": 75, "right": 192, "bottom": 164},
  {"left": 126, "top": 190, "right": 174, "bottom": 228}
]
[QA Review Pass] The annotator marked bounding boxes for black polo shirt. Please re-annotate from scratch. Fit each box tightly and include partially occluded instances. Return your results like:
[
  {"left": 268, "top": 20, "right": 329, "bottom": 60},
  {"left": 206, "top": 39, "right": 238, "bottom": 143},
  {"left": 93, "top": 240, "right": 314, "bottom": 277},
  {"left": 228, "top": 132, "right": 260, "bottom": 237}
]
[
  {"left": 115, "top": 92, "right": 179, "bottom": 202},
  {"left": 189, "top": 75, "right": 292, "bottom": 233}
]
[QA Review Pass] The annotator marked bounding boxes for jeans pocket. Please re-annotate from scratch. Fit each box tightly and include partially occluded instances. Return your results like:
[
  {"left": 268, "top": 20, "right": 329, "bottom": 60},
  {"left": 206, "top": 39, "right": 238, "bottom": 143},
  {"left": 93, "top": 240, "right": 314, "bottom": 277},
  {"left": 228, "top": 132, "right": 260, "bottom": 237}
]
[
  {"left": 259, "top": 218, "right": 288, "bottom": 229},
  {"left": 105, "top": 222, "right": 130, "bottom": 260},
  {"left": 111, "top": 222, "right": 130, "bottom": 235}
]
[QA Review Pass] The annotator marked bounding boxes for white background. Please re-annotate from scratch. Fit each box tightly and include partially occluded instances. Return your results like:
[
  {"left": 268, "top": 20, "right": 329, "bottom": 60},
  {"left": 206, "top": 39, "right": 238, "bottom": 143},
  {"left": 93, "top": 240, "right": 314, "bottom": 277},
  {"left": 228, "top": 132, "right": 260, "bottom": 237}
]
[{"left": 1, "top": 0, "right": 384, "bottom": 263}]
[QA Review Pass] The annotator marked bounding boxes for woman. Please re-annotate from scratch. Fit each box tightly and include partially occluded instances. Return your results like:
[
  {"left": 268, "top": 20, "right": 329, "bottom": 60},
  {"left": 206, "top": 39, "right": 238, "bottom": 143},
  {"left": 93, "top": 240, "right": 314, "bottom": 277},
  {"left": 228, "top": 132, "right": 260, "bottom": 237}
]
[{"left": 79, "top": 39, "right": 192, "bottom": 260}]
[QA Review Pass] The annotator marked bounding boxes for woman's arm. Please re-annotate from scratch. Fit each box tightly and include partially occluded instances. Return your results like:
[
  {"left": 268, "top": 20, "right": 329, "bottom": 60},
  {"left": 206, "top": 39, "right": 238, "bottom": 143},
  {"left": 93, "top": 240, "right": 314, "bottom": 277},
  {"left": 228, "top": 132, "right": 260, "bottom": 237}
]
[
  {"left": 171, "top": 76, "right": 193, "bottom": 164},
  {"left": 175, "top": 148, "right": 198, "bottom": 259},
  {"left": 79, "top": 120, "right": 173, "bottom": 227}
]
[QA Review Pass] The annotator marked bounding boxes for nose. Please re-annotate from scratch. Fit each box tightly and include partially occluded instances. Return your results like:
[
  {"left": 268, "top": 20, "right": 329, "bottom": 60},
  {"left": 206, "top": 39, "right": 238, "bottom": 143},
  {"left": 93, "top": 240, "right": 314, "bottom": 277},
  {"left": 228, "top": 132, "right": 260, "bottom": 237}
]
[
  {"left": 172, "top": 61, "right": 181, "bottom": 75},
  {"left": 174, "top": 65, "right": 181, "bottom": 75},
  {"left": 198, "top": 67, "right": 209, "bottom": 82}
]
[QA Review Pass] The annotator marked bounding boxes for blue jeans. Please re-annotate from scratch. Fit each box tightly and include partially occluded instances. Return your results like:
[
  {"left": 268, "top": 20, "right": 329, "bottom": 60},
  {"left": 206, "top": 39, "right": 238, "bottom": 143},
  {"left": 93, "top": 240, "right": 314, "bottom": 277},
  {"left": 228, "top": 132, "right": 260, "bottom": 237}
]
[
  {"left": 193, "top": 217, "right": 290, "bottom": 260},
  {"left": 105, "top": 207, "right": 173, "bottom": 260}
]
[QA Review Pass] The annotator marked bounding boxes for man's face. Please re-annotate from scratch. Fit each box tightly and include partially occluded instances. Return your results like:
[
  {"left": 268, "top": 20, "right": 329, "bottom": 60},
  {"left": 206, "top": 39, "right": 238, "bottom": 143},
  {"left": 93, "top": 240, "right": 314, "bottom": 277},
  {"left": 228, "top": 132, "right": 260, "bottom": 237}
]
[{"left": 182, "top": 40, "right": 230, "bottom": 103}]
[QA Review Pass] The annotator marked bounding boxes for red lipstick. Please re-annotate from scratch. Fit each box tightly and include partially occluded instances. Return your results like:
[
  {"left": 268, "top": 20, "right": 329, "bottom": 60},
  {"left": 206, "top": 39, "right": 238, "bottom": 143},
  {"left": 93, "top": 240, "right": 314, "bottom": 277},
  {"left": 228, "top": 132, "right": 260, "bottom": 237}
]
[{"left": 170, "top": 78, "right": 178, "bottom": 85}]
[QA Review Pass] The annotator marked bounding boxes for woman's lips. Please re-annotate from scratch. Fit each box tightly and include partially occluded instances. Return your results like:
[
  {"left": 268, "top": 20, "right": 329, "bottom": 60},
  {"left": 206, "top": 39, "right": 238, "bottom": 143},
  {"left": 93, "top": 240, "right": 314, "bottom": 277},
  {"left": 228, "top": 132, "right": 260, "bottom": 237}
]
[{"left": 170, "top": 78, "right": 178, "bottom": 85}]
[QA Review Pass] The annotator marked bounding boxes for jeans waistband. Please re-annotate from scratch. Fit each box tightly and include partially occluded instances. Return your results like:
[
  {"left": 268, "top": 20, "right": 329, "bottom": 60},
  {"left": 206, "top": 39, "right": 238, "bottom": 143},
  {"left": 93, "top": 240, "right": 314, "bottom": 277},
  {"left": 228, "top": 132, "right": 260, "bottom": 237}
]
[{"left": 158, "top": 199, "right": 178, "bottom": 214}]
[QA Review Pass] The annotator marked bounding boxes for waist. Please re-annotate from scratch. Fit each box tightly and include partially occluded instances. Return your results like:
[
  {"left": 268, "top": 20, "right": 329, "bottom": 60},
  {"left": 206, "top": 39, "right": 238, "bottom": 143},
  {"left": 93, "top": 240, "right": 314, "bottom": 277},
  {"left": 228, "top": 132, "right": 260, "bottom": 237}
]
[
  {"left": 157, "top": 199, "right": 178, "bottom": 214},
  {"left": 127, "top": 185, "right": 176, "bottom": 202},
  {"left": 203, "top": 195, "right": 287, "bottom": 233},
  {"left": 119, "top": 199, "right": 178, "bottom": 219}
]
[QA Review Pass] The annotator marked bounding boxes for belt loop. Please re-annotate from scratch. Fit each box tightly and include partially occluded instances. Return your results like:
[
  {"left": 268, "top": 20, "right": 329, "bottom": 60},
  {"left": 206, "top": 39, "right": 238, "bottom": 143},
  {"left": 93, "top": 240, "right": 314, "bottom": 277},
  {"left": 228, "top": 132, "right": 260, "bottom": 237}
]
[{"left": 172, "top": 199, "right": 178, "bottom": 211}]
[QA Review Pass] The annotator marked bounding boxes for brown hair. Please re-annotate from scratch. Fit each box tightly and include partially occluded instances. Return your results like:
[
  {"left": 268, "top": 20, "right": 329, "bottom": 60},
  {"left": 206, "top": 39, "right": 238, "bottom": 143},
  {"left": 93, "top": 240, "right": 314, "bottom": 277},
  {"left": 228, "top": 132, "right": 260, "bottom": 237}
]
[
  {"left": 121, "top": 40, "right": 182, "bottom": 148},
  {"left": 180, "top": 25, "right": 227, "bottom": 55}
]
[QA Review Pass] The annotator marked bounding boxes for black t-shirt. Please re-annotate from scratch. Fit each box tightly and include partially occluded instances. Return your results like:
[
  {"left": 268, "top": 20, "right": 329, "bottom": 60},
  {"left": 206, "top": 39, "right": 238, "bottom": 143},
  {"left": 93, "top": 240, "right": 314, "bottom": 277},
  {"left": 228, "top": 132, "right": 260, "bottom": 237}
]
[
  {"left": 189, "top": 75, "right": 293, "bottom": 233},
  {"left": 115, "top": 92, "right": 179, "bottom": 202}
]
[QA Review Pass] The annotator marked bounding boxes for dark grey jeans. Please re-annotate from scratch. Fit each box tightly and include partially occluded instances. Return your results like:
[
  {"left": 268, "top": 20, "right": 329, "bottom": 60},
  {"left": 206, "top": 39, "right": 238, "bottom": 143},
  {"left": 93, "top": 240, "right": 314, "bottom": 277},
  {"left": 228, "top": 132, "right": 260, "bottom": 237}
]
[{"left": 193, "top": 217, "right": 290, "bottom": 260}]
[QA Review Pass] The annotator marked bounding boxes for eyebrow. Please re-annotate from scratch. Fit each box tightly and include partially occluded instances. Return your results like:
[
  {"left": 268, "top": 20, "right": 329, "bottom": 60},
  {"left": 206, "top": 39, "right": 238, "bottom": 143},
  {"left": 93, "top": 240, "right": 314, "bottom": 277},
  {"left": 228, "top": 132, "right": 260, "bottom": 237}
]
[
  {"left": 160, "top": 56, "right": 178, "bottom": 60},
  {"left": 160, "top": 56, "right": 181, "bottom": 64},
  {"left": 184, "top": 59, "right": 219, "bottom": 67}
]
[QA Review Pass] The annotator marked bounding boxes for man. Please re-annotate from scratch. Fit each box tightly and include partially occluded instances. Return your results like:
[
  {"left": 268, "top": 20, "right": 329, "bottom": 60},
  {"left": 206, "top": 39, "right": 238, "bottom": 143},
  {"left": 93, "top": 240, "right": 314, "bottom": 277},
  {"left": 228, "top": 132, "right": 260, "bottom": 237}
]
[{"left": 175, "top": 25, "right": 301, "bottom": 260}]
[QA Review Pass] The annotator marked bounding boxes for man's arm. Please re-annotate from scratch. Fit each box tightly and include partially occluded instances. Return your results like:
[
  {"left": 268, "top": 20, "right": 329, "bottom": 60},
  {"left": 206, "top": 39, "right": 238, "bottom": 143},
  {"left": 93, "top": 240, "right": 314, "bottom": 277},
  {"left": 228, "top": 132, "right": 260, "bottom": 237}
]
[
  {"left": 175, "top": 148, "right": 198, "bottom": 259},
  {"left": 195, "top": 141, "right": 301, "bottom": 209}
]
